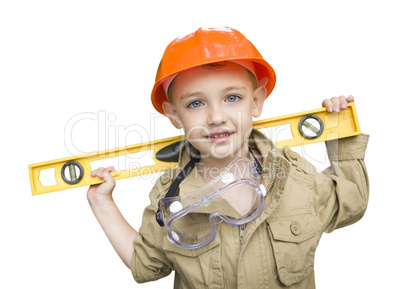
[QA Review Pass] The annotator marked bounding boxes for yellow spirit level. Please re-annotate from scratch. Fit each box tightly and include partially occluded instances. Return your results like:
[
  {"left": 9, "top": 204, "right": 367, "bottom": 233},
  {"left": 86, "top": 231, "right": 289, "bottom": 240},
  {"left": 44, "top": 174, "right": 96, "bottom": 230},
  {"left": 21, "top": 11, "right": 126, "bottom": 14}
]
[{"left": 29, "top": 102, "right": 360, "bottom": 195}]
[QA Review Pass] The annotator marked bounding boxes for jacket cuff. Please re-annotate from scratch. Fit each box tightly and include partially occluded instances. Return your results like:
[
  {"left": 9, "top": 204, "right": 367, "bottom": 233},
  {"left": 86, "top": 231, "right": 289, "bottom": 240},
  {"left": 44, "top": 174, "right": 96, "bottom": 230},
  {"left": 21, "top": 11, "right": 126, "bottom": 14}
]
[{"left": 325, "top": 134, "right": 369, "bottom": 161}]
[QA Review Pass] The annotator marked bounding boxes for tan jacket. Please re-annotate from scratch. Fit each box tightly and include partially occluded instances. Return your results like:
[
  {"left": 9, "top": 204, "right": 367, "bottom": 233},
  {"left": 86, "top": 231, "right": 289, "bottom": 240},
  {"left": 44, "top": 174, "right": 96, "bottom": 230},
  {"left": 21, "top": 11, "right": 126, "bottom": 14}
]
[{"left": 131, "top": 129, "right": 369, "bottom": 288}]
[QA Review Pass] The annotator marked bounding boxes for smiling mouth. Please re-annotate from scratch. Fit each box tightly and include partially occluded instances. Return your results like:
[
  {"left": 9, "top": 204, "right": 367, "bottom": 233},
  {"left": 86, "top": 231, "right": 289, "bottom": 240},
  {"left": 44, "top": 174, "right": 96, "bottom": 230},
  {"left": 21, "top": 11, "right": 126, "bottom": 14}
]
[{"left": 206, "top": 130, "right": 234, "bottom": 141}]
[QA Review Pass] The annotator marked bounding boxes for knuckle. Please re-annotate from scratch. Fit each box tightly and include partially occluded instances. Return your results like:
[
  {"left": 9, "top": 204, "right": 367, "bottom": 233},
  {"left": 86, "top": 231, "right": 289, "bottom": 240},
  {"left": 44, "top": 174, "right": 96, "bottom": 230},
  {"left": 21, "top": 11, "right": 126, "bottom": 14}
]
[
  {"left": 322, "top": 99, "right": 331, "bottom": 106},
  {"left": 330, "top": 96, "right": 338, "bottom": 100},
  {"left": 95, "top": 167, "right": 104, "bottom": 173}
]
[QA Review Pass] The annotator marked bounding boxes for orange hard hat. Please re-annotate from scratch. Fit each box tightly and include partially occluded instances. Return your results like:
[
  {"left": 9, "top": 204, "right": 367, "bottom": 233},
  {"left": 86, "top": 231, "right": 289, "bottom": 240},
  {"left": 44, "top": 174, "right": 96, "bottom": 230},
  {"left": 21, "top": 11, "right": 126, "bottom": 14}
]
[{"left": 151, "top": 27, "right": 276, "bottom": 115}]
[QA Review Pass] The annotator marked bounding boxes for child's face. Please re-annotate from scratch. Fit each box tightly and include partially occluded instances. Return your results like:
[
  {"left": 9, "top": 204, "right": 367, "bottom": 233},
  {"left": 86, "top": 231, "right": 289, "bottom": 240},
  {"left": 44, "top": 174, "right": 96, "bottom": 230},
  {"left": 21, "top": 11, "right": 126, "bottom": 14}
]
[{"left": 163, "top": 62, "right": 266, "bottom": 160}]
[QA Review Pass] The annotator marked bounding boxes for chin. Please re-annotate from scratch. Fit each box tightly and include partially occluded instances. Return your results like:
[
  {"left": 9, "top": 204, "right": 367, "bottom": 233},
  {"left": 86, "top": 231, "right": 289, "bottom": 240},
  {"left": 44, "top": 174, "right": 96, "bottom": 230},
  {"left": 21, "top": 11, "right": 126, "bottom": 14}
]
[{"left": 209, "top": 145, "right": 243, "bottom": 159}]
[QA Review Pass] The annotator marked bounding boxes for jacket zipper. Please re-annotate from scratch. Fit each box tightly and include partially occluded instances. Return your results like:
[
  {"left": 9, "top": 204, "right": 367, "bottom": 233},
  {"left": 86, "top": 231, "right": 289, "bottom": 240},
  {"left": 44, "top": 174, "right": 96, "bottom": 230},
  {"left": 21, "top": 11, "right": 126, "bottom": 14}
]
[
  {"left": 239, "top": 158, "right": 278, "bottom": 243},
  {"left": 240, "top": 224, "right": 247, "bottom": 242},
  {"left": 265, "top": 158, "right": 278, "bottom": 193}
]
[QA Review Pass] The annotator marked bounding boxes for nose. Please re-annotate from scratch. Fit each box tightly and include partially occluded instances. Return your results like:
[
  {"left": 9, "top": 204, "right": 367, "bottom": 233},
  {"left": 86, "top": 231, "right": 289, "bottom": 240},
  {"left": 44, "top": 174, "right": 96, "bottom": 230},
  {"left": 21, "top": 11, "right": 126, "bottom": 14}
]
[{"left": 207, "top": 104, "right": 227, "bottom": 126}]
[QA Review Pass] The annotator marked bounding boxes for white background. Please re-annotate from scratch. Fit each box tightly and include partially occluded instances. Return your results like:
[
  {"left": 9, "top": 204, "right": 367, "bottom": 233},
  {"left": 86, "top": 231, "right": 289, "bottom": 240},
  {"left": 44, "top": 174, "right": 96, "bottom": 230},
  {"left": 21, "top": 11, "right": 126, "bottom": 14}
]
[{"left": 1, "top": 1, "right": 400, "bottom": 288}]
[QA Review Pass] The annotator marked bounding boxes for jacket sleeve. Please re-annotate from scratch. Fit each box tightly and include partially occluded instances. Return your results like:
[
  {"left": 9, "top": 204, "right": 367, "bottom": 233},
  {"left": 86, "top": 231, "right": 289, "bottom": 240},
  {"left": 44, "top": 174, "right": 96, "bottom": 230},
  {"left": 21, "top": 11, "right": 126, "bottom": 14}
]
[
  {"left": 131, "top": 172, "right": 174, "bottom": 283},
  {"left": 314, "top": 134, "right": 369, "bottom": 233}
]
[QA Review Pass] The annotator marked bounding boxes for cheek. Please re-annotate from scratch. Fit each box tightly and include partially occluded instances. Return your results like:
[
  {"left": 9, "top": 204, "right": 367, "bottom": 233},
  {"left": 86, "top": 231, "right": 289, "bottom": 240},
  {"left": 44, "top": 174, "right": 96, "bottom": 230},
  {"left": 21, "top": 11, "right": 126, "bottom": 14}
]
[
  {"left": 234, "top": 104, "right": 253, "bottom": 123},
  {"left": 180, "top": 115, "right": 208, "bottom": 137},
  {"left": 235, "top": 110, "right": 253, "bottom": 137},
  {"left": 178, "top": 107, "right": 207, "bottom": 122},
  {"left": 241, "top": 118, "right": 253, "bottom": 134}
]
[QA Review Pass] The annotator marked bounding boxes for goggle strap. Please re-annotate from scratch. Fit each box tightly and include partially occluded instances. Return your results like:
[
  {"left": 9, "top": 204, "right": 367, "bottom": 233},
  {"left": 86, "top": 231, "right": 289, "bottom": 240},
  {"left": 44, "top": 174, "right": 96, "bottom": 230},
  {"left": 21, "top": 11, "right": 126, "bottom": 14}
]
[
  {"left": 248, "top": 147, "right": 263, "bottom": 175},
  {"left": 156, "top": 153, "right": 201, "bottom": 227},
  {"left": 165, "top": 154, "right": 201, "bottom": 199}
]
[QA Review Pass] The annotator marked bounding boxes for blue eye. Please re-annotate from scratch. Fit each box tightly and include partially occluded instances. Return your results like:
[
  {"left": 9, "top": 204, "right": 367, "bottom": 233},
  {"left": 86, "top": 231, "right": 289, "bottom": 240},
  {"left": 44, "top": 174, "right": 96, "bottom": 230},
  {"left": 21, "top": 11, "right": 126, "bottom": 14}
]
[
  {"left": 226, "top": 95, "right": 240, "bottom": 102},
  {"left": 188, "top": 100, "right": 203, "bottom": 108}
]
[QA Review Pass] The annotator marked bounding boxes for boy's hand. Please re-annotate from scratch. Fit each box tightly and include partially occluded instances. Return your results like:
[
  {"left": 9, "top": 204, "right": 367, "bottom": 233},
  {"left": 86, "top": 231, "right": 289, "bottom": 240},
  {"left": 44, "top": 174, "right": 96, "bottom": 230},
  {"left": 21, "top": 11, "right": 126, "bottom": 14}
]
[
  {"left": 87, "top": 166, "right": 116, "bottom": 204},
  {"left": 322, "top": 95, "right": 354, "bottom": 112}
]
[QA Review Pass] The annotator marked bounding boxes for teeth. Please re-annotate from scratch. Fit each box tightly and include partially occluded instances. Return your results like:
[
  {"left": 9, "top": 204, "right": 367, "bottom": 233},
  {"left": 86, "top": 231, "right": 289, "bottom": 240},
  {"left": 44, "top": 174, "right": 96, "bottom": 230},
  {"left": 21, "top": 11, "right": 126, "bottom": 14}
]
[{"left": 209, "top": 133, "right": 231, "bottom": 138}]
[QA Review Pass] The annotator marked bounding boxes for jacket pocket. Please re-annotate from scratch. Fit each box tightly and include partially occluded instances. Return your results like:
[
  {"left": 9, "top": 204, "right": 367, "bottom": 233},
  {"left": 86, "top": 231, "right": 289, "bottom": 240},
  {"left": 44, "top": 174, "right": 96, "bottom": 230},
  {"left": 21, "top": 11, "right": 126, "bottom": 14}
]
[
  {"left": 162, "top": 222, "right": 223, "bottom": 288},
  {"left": 267, "top": 211, "right": 321, "bottom": 286}
]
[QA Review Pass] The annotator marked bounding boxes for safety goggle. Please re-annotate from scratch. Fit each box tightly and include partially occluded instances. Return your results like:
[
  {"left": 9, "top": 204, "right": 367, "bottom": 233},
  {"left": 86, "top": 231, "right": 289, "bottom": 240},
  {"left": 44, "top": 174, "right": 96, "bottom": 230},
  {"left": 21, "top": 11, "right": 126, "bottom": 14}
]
[{"left": 156, "top": 156, "right": 265, "bottom": 249}]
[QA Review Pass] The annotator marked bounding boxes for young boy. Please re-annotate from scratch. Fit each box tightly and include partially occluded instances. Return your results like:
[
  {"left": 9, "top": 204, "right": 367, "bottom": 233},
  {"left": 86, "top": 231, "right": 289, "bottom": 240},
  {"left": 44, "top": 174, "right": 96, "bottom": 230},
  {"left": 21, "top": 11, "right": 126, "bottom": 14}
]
[{"left": 87, "top": 27, "right": 369, "bottom": 288}]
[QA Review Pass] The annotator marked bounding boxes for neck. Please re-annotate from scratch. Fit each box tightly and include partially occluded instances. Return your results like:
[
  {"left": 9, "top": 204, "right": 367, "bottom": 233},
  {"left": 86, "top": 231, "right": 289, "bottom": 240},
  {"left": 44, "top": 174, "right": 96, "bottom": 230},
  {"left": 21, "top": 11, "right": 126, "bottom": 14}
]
[{"left": 197, "top": 145, "right": 252, "bottom": 182}]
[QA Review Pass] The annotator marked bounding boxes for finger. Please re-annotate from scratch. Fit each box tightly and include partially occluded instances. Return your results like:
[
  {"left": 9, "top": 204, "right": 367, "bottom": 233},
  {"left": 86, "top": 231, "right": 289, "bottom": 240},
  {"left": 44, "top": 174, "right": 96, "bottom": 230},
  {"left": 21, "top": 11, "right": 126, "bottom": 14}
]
[
  {"left": 91, "top": 167, "right": 104, "bottom": 177},
  {"left": 93, "top": 167, "right": 116, "bottom": 188},
  {"left": 339, "top": 95, "right": 348, "bottom": 110},
  {"left": 330, "top": 97, "right": 340, "bottom": 112},
  {"left": 322, "top": 99, "right": 333, "bottom": 112},
  {"left": 92, "top": 167, "right": 111, "bottom": 180},
  {"left": 100, "top": 169, "right": 116, "bottom": 184},
  {"left": 346, "top": 95, "right": 354, "bottom": 102},
  {"left": 105, "top": 166, "right": 116, "bottom": 173}
]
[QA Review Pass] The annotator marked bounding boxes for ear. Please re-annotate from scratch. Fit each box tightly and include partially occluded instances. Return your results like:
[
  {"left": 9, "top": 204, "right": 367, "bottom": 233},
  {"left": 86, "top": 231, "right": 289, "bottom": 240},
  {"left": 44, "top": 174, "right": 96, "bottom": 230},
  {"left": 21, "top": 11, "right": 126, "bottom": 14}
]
[
  {"left": 162, "top": 101, "right": 182, "bottom": 129},
  {"left": 252, "top": 86, "right": 267, "bottom": 118}
]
